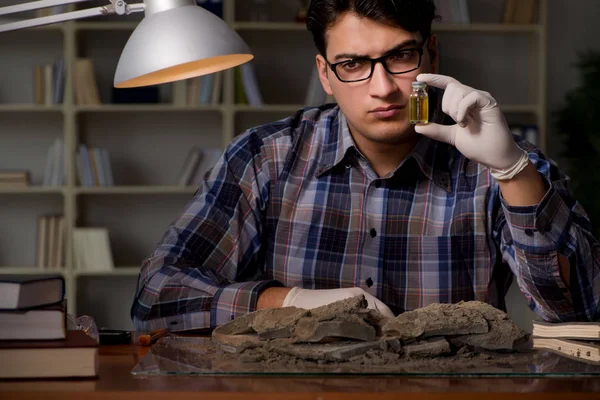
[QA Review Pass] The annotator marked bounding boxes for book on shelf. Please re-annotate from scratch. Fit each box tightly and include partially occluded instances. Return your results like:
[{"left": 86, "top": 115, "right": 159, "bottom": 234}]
[
  {"left": 0, "top": 299, "right": 66, "bottom": 341},
  {"left": 0, "top": 169, "right": 29, "bottom": 188},
  {"left": 532, "top": 320, "right": 600, "bottom": 340},
  {"left": 33, "top": 56, "right": 65, "bottom": 106},
  {"left": 43, "top": 138, "right": 65, "bottom": 187},
  {"left": 73, "top": 227, "right": 115, "bottom": 272},
  {"left": 77, "top": 144, "right": 114, "bottom": 187},
  {"left": 0, "top": 274, "right": 64, "bottom": 310},
  {"left": 177, "top": 146, "right": 223, "bottom": 186},
  {"left": 36, "top": 214, "right": 65, "bottom": 269},
  {"left": 433, "top": 0, "right": 470, "bottom": 24},
  {"left": 0, "top": 329, "right": 99, "bottom": 379},
  {"left": 74, "top": 58, "right": 101, "bottom": 105},
  {"left": 532, "top": 337, "right": 600, "bottom": 365},
  {"left": 173, "top": 71, "right": 223, "bottom": 106},
  {"left": 503, "top": 0, "right": 538, "bottom": 24}
]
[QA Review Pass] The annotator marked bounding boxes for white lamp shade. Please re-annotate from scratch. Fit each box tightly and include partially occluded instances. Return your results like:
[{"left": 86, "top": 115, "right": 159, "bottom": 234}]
[{"left": 114, "top": 4, "right": 253, "bottom": 88}]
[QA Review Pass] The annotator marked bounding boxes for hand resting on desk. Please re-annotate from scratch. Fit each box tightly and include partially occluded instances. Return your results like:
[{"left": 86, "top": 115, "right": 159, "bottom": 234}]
[{"left": 281, "top": 287, "right": 395, "bottom": 318}]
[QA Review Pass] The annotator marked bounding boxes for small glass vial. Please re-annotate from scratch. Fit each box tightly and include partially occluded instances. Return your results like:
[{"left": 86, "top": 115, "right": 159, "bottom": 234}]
[{"left": 409, "top": 81, "right": 429, "bottom": 124}]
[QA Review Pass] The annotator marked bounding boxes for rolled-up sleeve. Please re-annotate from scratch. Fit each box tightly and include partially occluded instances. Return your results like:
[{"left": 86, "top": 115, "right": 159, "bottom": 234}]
[
  {"left": 131, "top": 132, "right": 283, "bottom": 331},
  {"left": 494, "top": 148, "right": 600, "bottom": 322}
]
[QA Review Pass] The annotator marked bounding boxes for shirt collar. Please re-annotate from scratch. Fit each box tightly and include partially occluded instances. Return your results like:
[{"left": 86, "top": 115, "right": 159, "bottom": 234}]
[{"left": 316, "top": 107, "right": 452, "bottom": 192}]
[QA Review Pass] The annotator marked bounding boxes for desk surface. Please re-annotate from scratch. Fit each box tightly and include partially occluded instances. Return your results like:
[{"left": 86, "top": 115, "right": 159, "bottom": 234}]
[{"left": 1, "top": 345, "right": 599, "bottom": 399}]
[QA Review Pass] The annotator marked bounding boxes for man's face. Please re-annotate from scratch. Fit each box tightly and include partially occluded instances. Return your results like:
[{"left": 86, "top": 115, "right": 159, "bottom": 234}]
[{"left": 317, "top": 12, "right": 437, "bottom": 147}]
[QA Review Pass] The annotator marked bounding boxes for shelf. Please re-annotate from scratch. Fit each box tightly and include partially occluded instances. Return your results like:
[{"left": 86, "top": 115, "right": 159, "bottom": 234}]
[
  {"left": 0, "top": 267, "right": 65, "bottom": 275},
  {"left": 74, "top": 104, "right": 224, "bottom": 113},
  {"left": 234, "top": 104, "right": 306, "bottom": 113},
  {"left": 75, "top": 186, "right": 198, "bottom": 195},
  {"left": 0, "top": 104, "right": 64, "bottom": 112},
  {"left": 74, "top": 267, "right": 141, "bottom": 277},
  {"left": 0, "top": 187, "right": 64, "bottom": 194},
  {"left": 432, "top": 23, "right": 542, "bottom": 33}
]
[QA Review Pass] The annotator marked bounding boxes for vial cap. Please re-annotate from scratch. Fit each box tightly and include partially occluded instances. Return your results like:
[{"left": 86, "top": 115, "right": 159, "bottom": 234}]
[{"left": 412, "top": 81, "right": 427, "bottom": 88}]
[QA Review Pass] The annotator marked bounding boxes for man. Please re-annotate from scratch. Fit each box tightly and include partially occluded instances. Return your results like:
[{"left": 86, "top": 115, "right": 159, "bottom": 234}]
[{"left": 131, "top": 0, "right": 599, "bottom": 331}]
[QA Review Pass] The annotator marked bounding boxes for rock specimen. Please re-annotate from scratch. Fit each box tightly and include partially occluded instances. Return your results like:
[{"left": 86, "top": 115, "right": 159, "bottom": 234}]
[{"left": 211, "top": 295, "right": 528, "bottom": 363}]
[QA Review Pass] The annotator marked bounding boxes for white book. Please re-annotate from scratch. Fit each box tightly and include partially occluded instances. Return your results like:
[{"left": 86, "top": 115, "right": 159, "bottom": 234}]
[
  {"left": 533, "top": 321, "right": 600, "bottom": 341},
  {"left": 73, "top": 228, "right": 114, "bottom": 272}
]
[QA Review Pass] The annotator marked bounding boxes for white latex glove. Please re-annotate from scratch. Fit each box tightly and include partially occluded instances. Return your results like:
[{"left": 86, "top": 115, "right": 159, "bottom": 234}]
[
  {"left": 282, "top": 287, "right": 395, "bottom": 318},
  {"left": 414, "top": 74, "right": 529, "bottom": 180}
]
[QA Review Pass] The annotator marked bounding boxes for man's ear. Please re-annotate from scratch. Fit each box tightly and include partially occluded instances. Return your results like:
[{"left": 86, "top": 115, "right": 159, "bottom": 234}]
[
  {"left": 316, "top": 54, "right": 334, "bottom": 96},
  {"left": 427, "top": 35, "right": 439, "bottom": 74}
]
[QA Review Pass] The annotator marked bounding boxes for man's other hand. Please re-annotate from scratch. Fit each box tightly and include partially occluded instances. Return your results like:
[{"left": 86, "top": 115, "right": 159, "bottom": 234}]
[{"left": 281, "top": 287, "right": 395, "bottom": 318}]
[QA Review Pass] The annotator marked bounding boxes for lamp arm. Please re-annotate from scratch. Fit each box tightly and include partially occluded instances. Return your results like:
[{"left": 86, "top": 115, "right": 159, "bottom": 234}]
[{"left": 0, "top": 0, "right": 145, "bottom": 33}]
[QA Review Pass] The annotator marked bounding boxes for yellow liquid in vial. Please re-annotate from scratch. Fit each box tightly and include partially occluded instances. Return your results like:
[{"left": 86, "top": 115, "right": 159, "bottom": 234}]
[{"left": 410, "top": 96, "right": 429, "bottom": 124}]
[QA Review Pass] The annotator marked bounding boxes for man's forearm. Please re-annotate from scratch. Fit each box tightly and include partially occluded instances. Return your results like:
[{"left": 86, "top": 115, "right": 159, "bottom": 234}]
[
  {"left": 497, "top": 162, "right": 547, "bottom": 207},
  {"left": 497, "top": 162, "right": 571, "bottom": 287},
  {"left": 257, "top": 287, "right": 292, "bottom": 309}
]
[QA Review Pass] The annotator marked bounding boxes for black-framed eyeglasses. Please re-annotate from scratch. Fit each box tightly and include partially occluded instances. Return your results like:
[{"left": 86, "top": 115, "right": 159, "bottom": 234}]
[{"left": 327, "top": 44, "right": 425, "bottom": 83}]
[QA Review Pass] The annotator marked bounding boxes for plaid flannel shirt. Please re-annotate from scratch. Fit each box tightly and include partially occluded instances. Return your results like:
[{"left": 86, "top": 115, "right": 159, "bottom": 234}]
[{"left": 131, "top": 104, "right": 600, "bottom": 331}]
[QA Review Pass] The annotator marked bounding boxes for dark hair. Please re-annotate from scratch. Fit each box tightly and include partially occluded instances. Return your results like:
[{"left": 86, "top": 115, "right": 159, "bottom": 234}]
[{"left": 307, "top": 0, "right": 439, "bottom": 57}]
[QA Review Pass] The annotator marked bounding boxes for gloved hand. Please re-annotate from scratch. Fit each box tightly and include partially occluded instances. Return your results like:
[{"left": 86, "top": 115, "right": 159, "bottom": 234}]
[
  {"left": 414, "top": 73, "right": 529, "bottom": 180},
  {"left": 282, "top": 287, "right": 395, "bottom": 318}
]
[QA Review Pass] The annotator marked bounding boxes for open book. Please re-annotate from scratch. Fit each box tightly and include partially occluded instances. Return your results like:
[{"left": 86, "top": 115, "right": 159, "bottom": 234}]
[
  {"left": 532, "top": 337, "right": 600, "bottom": 365},
  {"left": 533, "top": 321, "right": 600, "bottom": 340}
]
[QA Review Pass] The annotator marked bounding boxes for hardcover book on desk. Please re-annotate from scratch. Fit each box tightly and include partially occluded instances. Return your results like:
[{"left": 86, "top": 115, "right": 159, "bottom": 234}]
[
  {"left": 0, "top": 274, "right": 67, "bottom": 341},
  {"left": 0, "top": 330, "right": 99, "bottom": 379}
]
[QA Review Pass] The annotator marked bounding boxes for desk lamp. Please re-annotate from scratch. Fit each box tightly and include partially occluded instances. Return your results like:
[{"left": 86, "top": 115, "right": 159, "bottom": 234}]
[{"left": 0, "top": 0, "right": 254, "bottom": 87}]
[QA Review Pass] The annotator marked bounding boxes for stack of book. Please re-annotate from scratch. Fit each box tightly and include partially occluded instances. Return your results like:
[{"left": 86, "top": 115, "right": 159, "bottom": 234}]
[
  {"left": 532, "top": 320, "right": 600, "bottom": 365},
  {"left": 0, "top": 170, "right": 29, "bottom": 188},
  {"left": 0, "top": 275, "right": 99, "bottom": 378}
]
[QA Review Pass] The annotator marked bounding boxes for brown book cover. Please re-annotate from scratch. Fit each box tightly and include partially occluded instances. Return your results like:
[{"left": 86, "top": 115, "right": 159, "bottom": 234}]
[{"left": 0, "top": 329, "right": 99, "bottom": 378}]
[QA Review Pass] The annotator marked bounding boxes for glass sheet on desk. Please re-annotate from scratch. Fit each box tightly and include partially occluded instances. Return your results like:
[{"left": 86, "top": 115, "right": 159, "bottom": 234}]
[{"left": 131, "top": 336, "right": 600, "bottom": 377}]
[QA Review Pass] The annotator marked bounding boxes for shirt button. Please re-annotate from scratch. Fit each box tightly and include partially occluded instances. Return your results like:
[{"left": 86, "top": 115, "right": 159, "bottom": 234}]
[
  {"left": 366, "top": 277, "right": 373, "bottom": 288},
  {"left": 370, "top": 228, "right": 377, "bottom": 238},
  {"left": 345, "top": 163, "right": 352, "bottom": 169},
  {"left": 524, "top": 229, "right": 535, "bottom": 237}
]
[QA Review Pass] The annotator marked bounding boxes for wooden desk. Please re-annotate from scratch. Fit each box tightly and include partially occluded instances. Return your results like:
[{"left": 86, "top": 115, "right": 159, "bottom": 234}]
[{"left": 1, "top": 344, "right": 599, "bottom": 399}]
